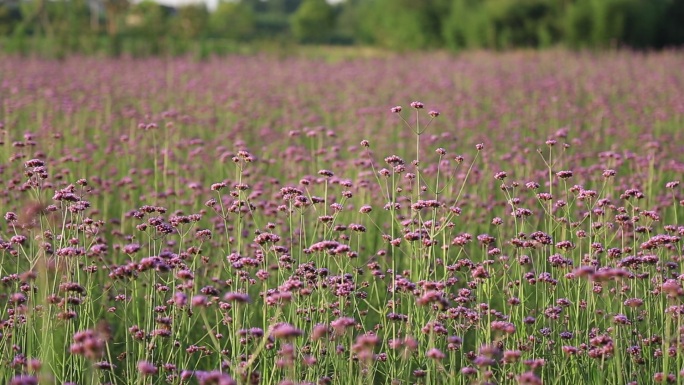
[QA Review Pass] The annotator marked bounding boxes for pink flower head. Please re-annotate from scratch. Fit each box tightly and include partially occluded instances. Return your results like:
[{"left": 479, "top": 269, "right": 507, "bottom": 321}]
[
  {"left": 426, "top": 348, "right": 445, "bottom": 360},
  {"left": 271, "top": 323, "right": 303, "bottom": 339},
  {"left": 223, "top": 292, "right": 251, "bottom": 304},
  {"left": 137, "top": 361, "right": 157, "bottom": 375}
]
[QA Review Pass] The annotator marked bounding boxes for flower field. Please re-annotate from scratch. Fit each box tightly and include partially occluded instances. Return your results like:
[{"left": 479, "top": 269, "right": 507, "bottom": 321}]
[{"left": 1, "top": 50, "right": 684, "bottom": 384}]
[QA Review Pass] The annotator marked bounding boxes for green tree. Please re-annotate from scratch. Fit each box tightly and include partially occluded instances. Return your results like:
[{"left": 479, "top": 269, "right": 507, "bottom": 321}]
[
  {"left": 485, "top": 0, "right": 561, "bottom": 49},
  {"left": 662, "top": 0, "right": 684, "bottom": 46},
  {"left": 210, "top": 0, "right": 255, "bottom": 40},
  {"left": 47, "top": 0, "right": 91, "bottom": 36},
  {"left": 104, "top": 0, "right": 129, "bottom": 37},
  {"left": 333, "top": 0, "right": 366, "bottom": 44},
  {"left": 360, "top": 0, "right": 450, "bottom": 50},
  {"left": 564, "top": 0, "right": 663, "bottom": 49},
  {"left": 172, "top": 3, "right": 209, "bottom": 40},
  {"left": 122, "top": 0, "right": 170, "bottom": 55},
  {"left": 442, "top": 0, "right": 489, "bottom": 50},
  {"left": 125, "top": 0, "right": 168, "bottom": 39},
  {"left": 16, "top": 0, "right": 49, "bottom": 36},
  {"left": 290, "top": 0, "right": 335, "bottom": 43},
  {"left": 0, "top": 3, "right": 21, "bottom": 36}
]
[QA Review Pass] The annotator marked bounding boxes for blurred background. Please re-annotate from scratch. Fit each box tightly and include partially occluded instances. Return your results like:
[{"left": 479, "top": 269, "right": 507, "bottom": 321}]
[{"left": 0, "top": 0, "right": 683, "bottom": 57}]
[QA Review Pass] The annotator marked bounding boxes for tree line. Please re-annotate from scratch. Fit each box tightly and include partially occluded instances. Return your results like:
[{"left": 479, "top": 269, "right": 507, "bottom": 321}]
[{"left": 0, "top": 0, "right": 683, "bottom": 57}]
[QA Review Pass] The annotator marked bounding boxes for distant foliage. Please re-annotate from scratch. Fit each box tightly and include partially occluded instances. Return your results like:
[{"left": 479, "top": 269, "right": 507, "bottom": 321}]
[
  {"left": 172, "top": 4, "right": 209, "bottom": 40},
  {"left": 0, "top": 0, "right": 683, "bottom": 56},
  {"left": 290, "top": 0, "right": 335, "bottom": 43},
  {"left": 210, "top": 1, "right": 255, "bottom": 40},
  {"left": 486, "top": 0, "right": 561, "bottom": 49}
]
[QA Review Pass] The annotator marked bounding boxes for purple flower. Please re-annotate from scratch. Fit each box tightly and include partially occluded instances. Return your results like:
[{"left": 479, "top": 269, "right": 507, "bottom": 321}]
[
  {"left": 518, "top": 371, "right": 543, "bottom": 385},
  {"left": 138, "top": 360, "right": 157, "bottom": 375},
  {"left": 503, "top": 350, "right": 522, "bottom": 363},
  {"left": 311, "top": 324, "right": 330, "bottom": 341},
  {"left": 122, "top": 243, "right": 141, "bottom": 254},
  {"left": 602, "top": 169, "right": 616, "bottom": 178},
  {"left": 271, "top": 323, "right": 303, "bottom": 339},
  {"left": 196, "top": 370, "right": 237, "bottom": 385},
  {"left": 330, "top": 317, "right": 355, "bottom": 334},
  {"left": 93, "top": 361, "right": 116, "bottom": 370},
  {"left": 460, "top": 367, "right": 477, "bottom": 376},
  {"left": 9, "top": 376, "right": 38, "bottom": 385},
  {"left": 426, "top": 348, "right": 445, "bottom": 360},
  {"left": 191, "top": 295, "right": 208, "bottom": 308},
  {"left": 223, "top": 292, "right": 251, "bottom": 304},
  {"left": 624, "top": 298, "right": 644, "bottom": 308}
]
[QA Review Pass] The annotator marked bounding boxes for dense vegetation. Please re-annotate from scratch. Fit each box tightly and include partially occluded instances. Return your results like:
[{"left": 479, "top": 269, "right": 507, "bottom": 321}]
[
  {"left": 1, "top": 50, "right": 684, "bottom": 384},
  {"left": 1, "top": 0, "right": 684, "bottom": 57}
]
